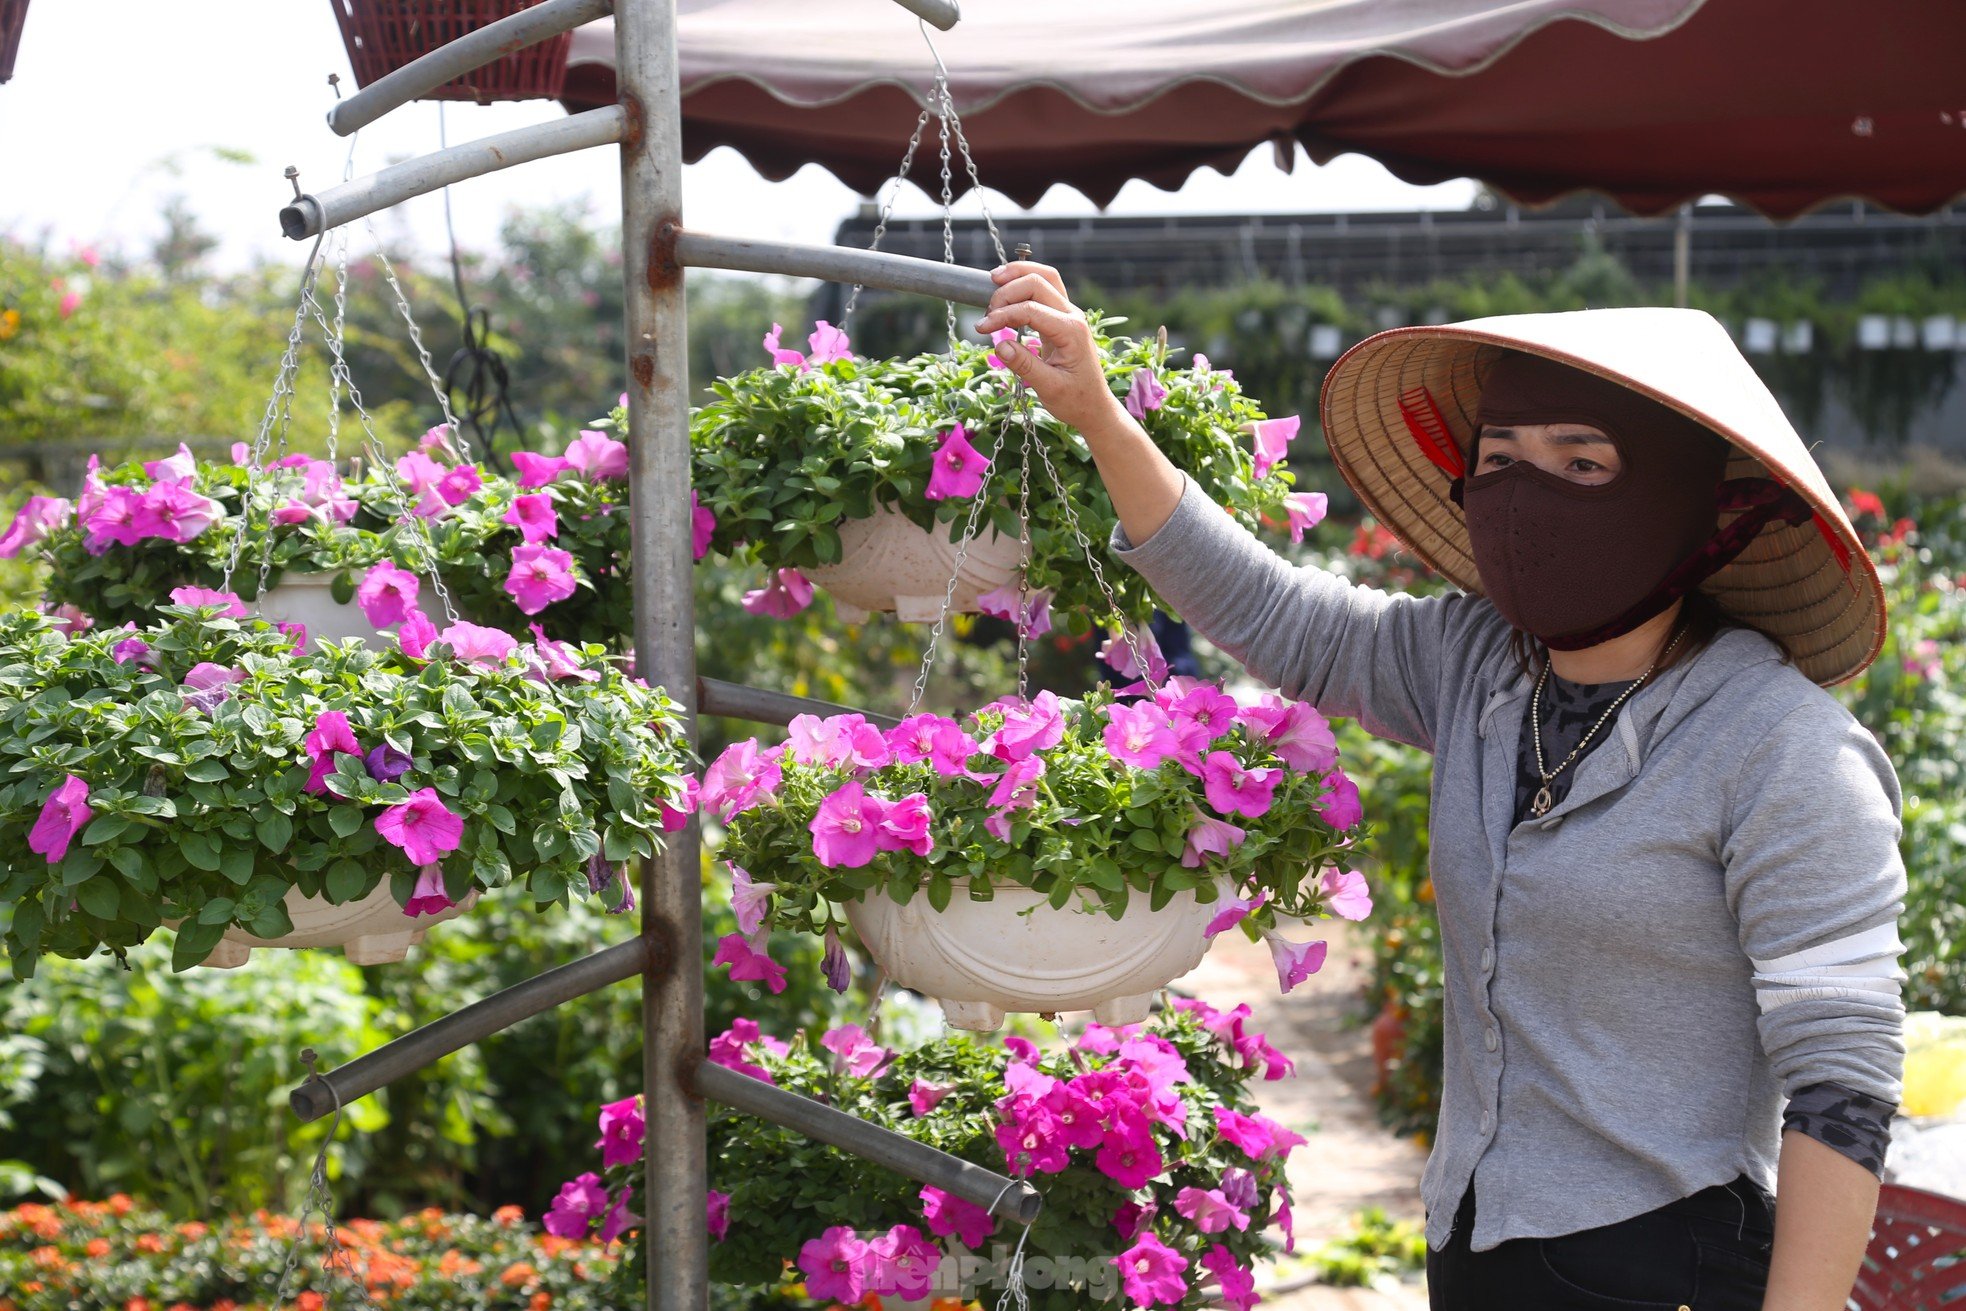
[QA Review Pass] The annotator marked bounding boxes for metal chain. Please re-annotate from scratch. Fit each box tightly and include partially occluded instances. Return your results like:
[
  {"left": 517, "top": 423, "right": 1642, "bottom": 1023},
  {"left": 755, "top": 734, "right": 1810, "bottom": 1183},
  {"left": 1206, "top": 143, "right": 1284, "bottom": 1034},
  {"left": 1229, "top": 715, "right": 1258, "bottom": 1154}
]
[
  {"left": 220, "top": 232, "right": 327, "bottom": 597},
  {"left": 840, "top": 105, "right": 934, "bottom": 333},
  {"left": 302, "top": 254, "right": 463, "bottom": 624},
  {"left": 271, "top": 1050, "right": 384, "bottom": 1310},
  {"left": 1013, "top": 410, "right": 1035, "bottom": 702},
  {"left": 365, "top": 218, "right": 469, "bottom": 456},
  {"left": 1028, "top": 428, "right": 1159, "bottom": 692},
  {"left": 936, "top": 80, "right": 958, "bottom": 353}
]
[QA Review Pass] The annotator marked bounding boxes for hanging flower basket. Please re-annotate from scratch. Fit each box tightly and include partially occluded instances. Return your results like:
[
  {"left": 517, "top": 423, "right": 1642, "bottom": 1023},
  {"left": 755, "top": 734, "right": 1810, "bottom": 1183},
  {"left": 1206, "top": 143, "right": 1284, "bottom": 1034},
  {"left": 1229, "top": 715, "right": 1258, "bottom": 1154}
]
[
  {"left": 13, "top": 430, "right": 636, "bottom": 650},
  {"left": 802, "top": 505, "right": 1022, "bottom": 624},
  {"left": 0, "top": 604, "right": 696, "bottom": 977},
  {"left": 329, "top": 0, "right": 573, "bottom": 104},
  {"left": 196, "top": 882, "right": 479, "bottom": 969},
  {"left": 706, "top": 683, "right": 1373, "bottom": 1029},
  {"left": 673, "top": 316, "right": 1324, "bottom": 631}
]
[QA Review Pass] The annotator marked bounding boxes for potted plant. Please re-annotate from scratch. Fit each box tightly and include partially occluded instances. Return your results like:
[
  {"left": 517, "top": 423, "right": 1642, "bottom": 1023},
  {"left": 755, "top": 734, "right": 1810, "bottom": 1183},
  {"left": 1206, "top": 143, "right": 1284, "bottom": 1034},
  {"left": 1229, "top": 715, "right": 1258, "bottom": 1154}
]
[
  {"left": 674, "top": 317, "right": 1324, "bottom": 629},
  {"left": 9, "top": 428, "right": 640, "bottom": 650},
  {"left": 550, "top": 1000, "right": 1306, "bottom": 1311},
  {"left": 702, "top": 680, "right": 1370, "bottom": 1031},
  {"left": 0, "top": 602, "right": 696, "bottom": 977}
]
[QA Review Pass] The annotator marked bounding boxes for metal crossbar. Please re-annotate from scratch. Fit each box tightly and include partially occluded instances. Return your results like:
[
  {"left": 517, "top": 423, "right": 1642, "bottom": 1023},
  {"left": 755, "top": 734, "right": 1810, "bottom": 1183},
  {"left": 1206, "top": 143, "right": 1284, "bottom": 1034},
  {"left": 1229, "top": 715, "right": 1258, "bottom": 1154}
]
[{"left": 273, "top": 2, "right": 1027, "bottom": 1306}]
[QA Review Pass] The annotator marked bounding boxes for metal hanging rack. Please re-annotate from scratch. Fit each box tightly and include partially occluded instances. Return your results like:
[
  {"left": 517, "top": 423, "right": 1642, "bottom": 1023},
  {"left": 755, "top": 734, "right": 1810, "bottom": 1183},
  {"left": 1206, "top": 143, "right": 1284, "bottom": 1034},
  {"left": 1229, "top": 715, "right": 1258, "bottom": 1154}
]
[{"left": 269, "top": 2, "right": 1049, "bottom": 1307}]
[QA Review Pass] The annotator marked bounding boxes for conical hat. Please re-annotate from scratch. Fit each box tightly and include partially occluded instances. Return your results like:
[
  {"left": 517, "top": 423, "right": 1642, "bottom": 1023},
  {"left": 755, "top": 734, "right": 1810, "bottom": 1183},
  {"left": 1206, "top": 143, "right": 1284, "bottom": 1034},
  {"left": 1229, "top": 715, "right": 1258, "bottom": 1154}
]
[{"left": 1318, "top": 307, "right": 1884, "bottom": 686}]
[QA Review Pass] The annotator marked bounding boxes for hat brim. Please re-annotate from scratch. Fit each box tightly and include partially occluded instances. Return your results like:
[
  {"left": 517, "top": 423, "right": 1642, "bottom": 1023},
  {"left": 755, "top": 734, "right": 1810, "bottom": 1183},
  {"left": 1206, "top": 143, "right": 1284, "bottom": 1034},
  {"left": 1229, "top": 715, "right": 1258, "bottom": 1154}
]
[{"left": 1318, "top": 314, "right": 1885, "bottom": 687}]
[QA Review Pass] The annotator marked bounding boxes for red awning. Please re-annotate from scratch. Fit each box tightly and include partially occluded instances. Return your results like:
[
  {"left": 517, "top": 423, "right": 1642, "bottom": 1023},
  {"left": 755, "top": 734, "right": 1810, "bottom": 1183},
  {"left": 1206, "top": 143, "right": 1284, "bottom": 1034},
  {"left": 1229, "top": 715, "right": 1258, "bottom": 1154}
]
[{"left": 561, "top": 0, "right": 1966, "bottom": 219}]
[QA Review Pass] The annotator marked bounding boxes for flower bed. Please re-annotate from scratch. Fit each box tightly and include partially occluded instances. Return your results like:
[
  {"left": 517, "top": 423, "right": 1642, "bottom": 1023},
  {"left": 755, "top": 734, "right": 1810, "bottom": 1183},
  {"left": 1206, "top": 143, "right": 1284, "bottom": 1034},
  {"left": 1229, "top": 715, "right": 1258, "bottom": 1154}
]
[
  {"left": 0, "top": 602, "right": 694, "bottom": 976},
  {"left": 0, "top": 1195, "right": 620, "bottom": 1310},
  {"left": 551, "top": 1001, "right": 1307, "bottom": 1310}
]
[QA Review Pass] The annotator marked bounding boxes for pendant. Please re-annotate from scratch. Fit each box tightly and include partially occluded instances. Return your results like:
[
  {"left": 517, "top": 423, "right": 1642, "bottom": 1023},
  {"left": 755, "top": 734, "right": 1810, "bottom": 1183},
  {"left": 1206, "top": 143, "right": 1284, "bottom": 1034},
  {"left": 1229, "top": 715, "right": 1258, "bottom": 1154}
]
[{"left": 1531, "top": 786, "right": 1553, "bottom": 817}]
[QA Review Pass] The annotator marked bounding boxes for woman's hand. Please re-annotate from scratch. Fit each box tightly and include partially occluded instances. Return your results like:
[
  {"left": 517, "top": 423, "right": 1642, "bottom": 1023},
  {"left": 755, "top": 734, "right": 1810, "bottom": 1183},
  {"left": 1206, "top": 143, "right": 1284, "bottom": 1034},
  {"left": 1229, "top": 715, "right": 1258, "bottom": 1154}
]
[
  {"left": 973, "top": 262, "right": 1129, "bottom": 438},
  {"left": 974, "top": 260, "right": 1185, "bottom": 546}
]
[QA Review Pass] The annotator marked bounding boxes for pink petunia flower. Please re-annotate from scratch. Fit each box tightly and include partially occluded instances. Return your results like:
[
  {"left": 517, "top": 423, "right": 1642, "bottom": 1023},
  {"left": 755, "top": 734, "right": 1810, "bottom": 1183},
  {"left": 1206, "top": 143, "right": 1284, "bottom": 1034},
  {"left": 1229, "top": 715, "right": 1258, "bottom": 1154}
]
[
  {"left": 169, "top": 586, "right": 247, "bottom": 618},
  {"left": 1112, "top": 1199, "right": 1156, "bottom": 1241},
  {"left": 437, "top": 464, "right": 482, "bottom": 507},
  {"left": 511, "top": 451, "right": 571, "bottom": 489},
  {"left": 1202, "top": 752, "right": 1281, "bottom": 818},
  {"left": 740, "top": 568, "right": 814, "bottom": 618},
  {"left": 82, "top": 485, "right": 146, "bottom": 552},
  {"left": 707, "top": 1017, "right": 781, "bottom": 1084},
  {"left": 706, "top": 1190, "right": 731, "bottom": 1242},
  {"left": 1124, "top": 366, "right": 1168, "bottom": 420},
  {"left": 565, "top": 430, "right": 629, "bottom": 481},
  {"left": 1214, "top": 1104, "right": 1308, "bottom": 1160},
  {"left": 526, "top": 624, "right": 600, "bottom": 683},
  {"left": 701, "top": 740, "right": 782, "bottom": 820},
  {"left": 806, "top": 320, "right": 853, "bottom": 364},
  {"left": 820, "top": 1024, "right": 892, "bottom": 1079},
  {"left": 597, "top": 1192, "right": 638, "bottom": 1245},
  {"left": 28, "top": 775, "right": 92, "bottom": 865},
  {"left": 597, "top": 1094, "right": 645, "bottom": 1168},
  {"left": 1200, "top": 1244, "right": 1259, "bottom": 1311},
  {"left": 132, "top": 482, "right": 222, "bottom": 543},
  {"left": 111, "top": 634, "right": 151, "bottom": 665},
  {"left": 729, "top": 864, "right": 775, "bottom": 936},
  {"left": 1283, "top": 491, "right": 1329, "bottom": 543},
  {"left": 822, "top": 924, "right": 851, "bottom": 992},
  {"left": 505, "top": 543, "right": 579, "bottom": 615},
  {"left": 909, "top": 1078, "right": 953, "bottom": 1116},
  {"left": 988, "top": 690, "right": 1064, "bottom": 762},
  {"left": 395, "top": 451, "right": 446, "bottom": 497},
  {"left": 920, "top": 1185, "right": 995, "bottom": 1250},
  {"left": 180, "top": 662, "right": 245, "bottom": 713},
  {"left": 0, "top": 495, "right": 71, "bottom": 557},
  {"left": 1174, "top": 1186, "right": 1250, "bottom": 1234},
  {"left": 762, "top": 322, "right": 808, "bottom": 370},
  {"left": 1104, "top": 700, "right": 1178, "bottom": 771},
  {"left": 875, "top": 792, "right": 934, "bottom": 856},
  {"left": 1184, "top": 813, "right": 1251, "bottom": 875},
  {"left": 786, "top": 713, "right": 855, "bottom": 768},
  {"left": 397, "top": 609, "right": 438, "bottom": 660},
  {"left": 657, "top": 773, "right": 698, "bottom": 833},
  {"left": 924, "top": 423, "right": 989, "bottom": 501},
  {"left": 797, "top": 1226, "right": 869, "bottom": 1304},
  {"left": 270, "top": 500, "right": 316, "bottom": 527},
  {"left": 1320, "top": 867, "right": 1373, "bottom": 920},
  {"left": 304, "top": 710, "right": 362, "bottom": 795},
  {"left": 810, "top": 781, "right": 884, "bottom": 869},
  {"left": 1202, "top": 888, "right": 1266, "bottom": 937},
  {"left": 976, "top": 582, "right": 1052, "bottom": 637},
  {"left": 1112, "top": 1232, "right": 1188, "bottom": 1308},
  {"left": 997, "top": 1100, "right": 1071, "bottom": 1176},
  {"left": 436, "top": 621, "right": 518, "bottom": 665},
  {"left": 866, "top": 1224, "right": 937, "bottom": 1300},
  {"left": 1264, "top": 929, "right": 1328, "bottom": 994},
  {"left": 691, "top": 489, "right": 716, "bottom": 561},
  {"left": 1093, "top": 1110, "right": 1163, "bottom": 1188},
  {"left": 711, "top": 929, "right": 789, "bottom": 993},
  {"left": 356, "top": 562, "right": 420, "bottom": 629},
  {"left": 543, "top": 1173, "right": 610, "bottom": 1240},
  {"left": 142, "top": 443, "right": 196, "bottom": 485},
  {"left": 375, "top": 788, "right": 465, "bottom": 867},
  {"left": 1243, "top": 699, "right": 1338, "bottom": 773},
  {"left": 402, "top": 865, "right": 456, "bottom": 917},
  {"left": 1250, "top": 415, "right": 1300, "bottom": 479},
  {"left": 1098, "top": 624, "right": 1169, "bottom": 686},
  {"left": 1317, "top": 768, "right": 1364, "bottom": 829},
  {"left": 503, "top": 492, "right": 559, "bottom": 543}
]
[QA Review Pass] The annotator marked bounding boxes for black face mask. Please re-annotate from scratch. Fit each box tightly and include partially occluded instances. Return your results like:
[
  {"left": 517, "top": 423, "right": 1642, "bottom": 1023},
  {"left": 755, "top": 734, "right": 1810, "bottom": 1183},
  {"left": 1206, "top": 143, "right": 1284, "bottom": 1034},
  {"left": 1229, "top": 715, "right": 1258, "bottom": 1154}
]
[{"left": 1460, "top": 352, "right": 1730, "bottom": 648}]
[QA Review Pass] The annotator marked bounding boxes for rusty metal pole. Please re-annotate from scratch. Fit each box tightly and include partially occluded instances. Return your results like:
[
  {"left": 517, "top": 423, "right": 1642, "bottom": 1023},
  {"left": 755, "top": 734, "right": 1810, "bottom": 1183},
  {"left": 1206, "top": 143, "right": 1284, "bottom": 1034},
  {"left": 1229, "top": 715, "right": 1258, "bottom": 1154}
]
[{"left": 616, "top": 0, "right": 705, "bottom": 1307}]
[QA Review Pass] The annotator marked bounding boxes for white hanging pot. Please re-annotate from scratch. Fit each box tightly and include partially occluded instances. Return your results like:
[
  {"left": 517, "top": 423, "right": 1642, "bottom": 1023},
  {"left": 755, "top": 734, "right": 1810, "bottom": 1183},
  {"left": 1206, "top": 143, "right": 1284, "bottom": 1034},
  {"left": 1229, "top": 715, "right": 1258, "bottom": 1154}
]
[
  {"left": 196, "top": 883, "right": 480, "bottom": 970},
  {"left": 805, "top": 506, "right": 1021, "bottom": 624},
  {"left": 842, "top": 880, "right": 1216, "bottom": 1031},
  {"left": 254, "top": 571, "right": 384, "bottom": 650}
]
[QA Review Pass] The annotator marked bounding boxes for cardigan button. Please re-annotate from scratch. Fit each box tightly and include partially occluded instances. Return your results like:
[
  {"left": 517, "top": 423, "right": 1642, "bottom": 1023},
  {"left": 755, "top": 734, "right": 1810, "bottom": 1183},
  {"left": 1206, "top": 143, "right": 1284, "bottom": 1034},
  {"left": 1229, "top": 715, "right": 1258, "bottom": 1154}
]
[{"left": 1485, "top": 1028, "right": 1499, "bottom": 1052}]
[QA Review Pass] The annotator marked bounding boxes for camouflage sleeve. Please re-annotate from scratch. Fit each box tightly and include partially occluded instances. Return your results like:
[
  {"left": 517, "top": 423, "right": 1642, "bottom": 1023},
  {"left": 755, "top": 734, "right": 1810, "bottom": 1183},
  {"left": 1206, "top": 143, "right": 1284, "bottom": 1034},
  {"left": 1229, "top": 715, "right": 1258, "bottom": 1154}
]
[{"left": 1781, "top": 1081, "right": 1895, "bottom": 1177}]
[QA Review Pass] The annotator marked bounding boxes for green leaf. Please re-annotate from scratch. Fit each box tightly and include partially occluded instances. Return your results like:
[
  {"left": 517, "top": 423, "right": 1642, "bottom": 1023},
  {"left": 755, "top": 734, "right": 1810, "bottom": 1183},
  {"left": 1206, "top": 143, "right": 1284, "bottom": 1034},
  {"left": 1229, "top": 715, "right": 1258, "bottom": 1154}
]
[
  {"left": 330, "top": 571, "right": 357, "bottom": 605},
  {"left": 256, "top": 812, "right": 293, "bottom": 854},
  {"left": 181, "top": 831, "right": 222, "bottom": 872},
  {"left": 220, "top": 845, "right": 255, "bottom": 886},
  {"left": 82, "top": 814, "right": 135, "bottom": 846},
  {"left": 325, "top": 860, "right": 369, "bottom": 904},
  {"left": 183, "top": 759, "right": 229, "bottom": 783},
  {"left": 196, "top": 897, "right": 238, "bottom": 926},
  {"left": 328, "top": 805, "right": 366, "bottom": 839},
  {"left": 74, "top": 877, "right": 120, "bottom": 920}
]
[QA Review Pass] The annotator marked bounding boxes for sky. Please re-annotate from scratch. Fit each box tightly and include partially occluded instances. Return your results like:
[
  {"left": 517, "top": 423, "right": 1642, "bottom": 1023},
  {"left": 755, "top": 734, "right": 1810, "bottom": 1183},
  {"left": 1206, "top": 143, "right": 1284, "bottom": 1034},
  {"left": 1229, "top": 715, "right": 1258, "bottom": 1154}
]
[{"left": 0, "top": 1, "right": 1478, "bottom": 278}]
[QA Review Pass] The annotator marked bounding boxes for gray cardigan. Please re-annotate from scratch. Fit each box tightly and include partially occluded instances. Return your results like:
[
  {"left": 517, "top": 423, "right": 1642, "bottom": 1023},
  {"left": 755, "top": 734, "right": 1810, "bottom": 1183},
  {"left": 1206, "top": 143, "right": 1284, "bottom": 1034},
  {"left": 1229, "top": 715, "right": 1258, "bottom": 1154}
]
[{"left": 1114, "top": 476, "right": 1908, "bottom": 1252}]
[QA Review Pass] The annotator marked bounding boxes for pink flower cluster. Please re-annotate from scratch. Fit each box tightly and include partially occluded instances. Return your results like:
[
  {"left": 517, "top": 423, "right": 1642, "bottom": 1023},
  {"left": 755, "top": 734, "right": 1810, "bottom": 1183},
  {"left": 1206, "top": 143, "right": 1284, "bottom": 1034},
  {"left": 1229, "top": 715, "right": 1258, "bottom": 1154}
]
[
  {"left": 795, "top": 1222, "right": 941, "bottom": 1304},
  {"left": 762, "top": 320, "right": 854, "bottom": 372},
  {"left": 543, "top": 1096, "right": 642, "bottom": 1244},
  {"left": 69, "top": 448, "right": 224, "bottom": 556}
]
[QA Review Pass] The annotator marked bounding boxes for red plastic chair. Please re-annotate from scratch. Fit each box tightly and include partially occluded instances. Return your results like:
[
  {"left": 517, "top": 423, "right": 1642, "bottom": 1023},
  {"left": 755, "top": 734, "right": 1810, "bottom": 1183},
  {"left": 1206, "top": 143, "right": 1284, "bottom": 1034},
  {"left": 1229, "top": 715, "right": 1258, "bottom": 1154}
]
[{"left": 1851, "top": 1184, "right": 1966, "bottom": 1310}]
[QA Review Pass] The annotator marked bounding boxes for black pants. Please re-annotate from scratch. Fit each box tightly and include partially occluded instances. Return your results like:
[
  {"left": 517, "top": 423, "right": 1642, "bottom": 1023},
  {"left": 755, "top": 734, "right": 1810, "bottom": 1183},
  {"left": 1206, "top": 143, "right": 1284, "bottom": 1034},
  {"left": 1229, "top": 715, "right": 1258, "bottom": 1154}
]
[{"left": 1426, "top": 1175, "right": 1776, "bottom": 1310}]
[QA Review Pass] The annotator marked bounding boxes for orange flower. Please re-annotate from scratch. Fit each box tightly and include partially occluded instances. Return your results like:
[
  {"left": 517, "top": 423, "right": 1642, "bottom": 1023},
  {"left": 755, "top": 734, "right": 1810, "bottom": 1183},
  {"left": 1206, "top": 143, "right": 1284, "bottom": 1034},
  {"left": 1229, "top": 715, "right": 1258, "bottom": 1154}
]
[
  {"left": 493, "top": 1204, "right": 525, "bottom": 1226},
  {"left": 296, "top": 1292, "right": 326, "bottom": 1311},
  {"left": 438, "top": 1250, "right": 484, "bottom": 1277},
  {"left": 107, "top": 1194, "right": 135, "bottom": 1216},
  {"left": 529, "top": 1295, "right": 553, "bottom": 1311},
  {"left": 539, "top": 1234, "right": 578, "bottom": 1259},
  {"left": 176, "top": 1221, "right": 210, "bottom": 1241},
  {"left": 501, "top": 1261, "right": 541, "bottom": 1288},
  {"left": 85, "top": 1237, "right": 112, "bottom": 1258},
  {"left": 27, "top": 1245, "right": 65, "bottom": 1270},
  {"left": 123, "top": 1299, "right": 152, "bottom": 1311},
  {"left": 136, "top": 1232, "right": 170, "bottom": 1254}
]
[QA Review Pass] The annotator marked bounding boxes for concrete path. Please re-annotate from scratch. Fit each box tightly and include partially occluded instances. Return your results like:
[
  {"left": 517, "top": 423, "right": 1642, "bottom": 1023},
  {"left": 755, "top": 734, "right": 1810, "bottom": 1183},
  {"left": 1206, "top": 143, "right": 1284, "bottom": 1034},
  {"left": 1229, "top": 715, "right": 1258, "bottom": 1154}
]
[{"left": 1171, "top": 920, "right": 1431, "bottom": 1309}]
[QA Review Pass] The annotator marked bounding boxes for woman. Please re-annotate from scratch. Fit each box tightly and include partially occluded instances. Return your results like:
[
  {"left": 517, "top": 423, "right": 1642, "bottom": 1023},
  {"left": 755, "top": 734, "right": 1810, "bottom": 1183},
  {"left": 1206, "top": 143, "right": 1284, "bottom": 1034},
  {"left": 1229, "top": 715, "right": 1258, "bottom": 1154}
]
[{"left": 974, "top": 264, "right": 1906, "bottom": 1311}]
